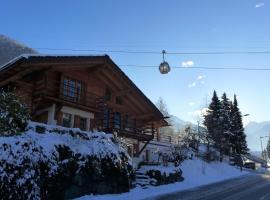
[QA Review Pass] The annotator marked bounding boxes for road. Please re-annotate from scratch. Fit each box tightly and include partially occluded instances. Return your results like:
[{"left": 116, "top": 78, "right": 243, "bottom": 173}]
[{"left": 151, "top": 172, "right": 270, "bottom": 200}]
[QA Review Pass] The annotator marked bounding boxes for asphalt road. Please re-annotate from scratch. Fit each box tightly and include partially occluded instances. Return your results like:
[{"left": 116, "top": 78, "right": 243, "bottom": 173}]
[{"left": 150, "top": 172, "right": 270, "bottom": 200}]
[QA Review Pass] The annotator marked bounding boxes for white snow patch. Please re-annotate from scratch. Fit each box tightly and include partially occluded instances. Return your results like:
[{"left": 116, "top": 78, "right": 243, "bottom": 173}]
[{"left": 75, "top": 157, "right": 249, "bottom": 200}]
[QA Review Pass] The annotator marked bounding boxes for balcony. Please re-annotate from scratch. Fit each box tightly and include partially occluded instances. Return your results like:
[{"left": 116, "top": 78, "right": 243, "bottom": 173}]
[
  {"left": 96, "top": 111, "right": 156, "bottom": 141},
  {"left": 33, "top": 75, "right": 156, "bottom": 141}
]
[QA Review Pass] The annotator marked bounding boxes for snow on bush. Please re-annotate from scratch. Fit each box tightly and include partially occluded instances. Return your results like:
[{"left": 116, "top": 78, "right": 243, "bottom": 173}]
[
  {"left": 0, "top": 90, "right": 29, "bottom": 136},
  {"left": 138, "top": 163, "right": 184, "bottom": 185},
  {"left": 0, "top": 122, "right": 134, "bottom": 200}
]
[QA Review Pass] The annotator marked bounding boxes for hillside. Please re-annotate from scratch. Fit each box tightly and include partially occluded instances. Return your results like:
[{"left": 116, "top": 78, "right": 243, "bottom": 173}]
[
  {"left": 0, "top": 34, "right": 37, "bottom": 66},
  {"left": 245, "top": 121, "right": 270, "bottom": 151},
  {"left": 167, "top": 115, "right": 190, "bottom": 132}
]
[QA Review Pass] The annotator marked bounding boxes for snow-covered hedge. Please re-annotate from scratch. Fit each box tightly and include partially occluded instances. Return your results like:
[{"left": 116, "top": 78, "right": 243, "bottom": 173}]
[
  {"left": 138, "top": 163, "right": 184, "bottom": 185},
  {"left": 0, "top": 122, "right": 134, "bottom": 200}
]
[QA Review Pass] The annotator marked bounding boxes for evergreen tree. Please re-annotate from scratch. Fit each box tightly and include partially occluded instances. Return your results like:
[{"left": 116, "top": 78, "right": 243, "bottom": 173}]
[
  {"left": 0, "top": 90, "right": 29, "bottom": 136},
  {"left": 228, "top": 100, "right": 235, "bottom": 153},
  {"left": 230, "top": 95, "right": 248, "bottom": 154},
  {"left": 203, "top": 91, "right": 223, "bottom": 154},
  {"left": 220, "top": 93, "right": 232, "bottom": 154}
]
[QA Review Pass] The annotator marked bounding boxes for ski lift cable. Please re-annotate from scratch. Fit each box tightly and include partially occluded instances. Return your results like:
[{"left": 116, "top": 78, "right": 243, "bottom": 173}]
[
  {"left": 119, "top": 64, "right": 270, "bottom": 71},
  {"left": 34, "top": 47, "right": 270, "bottom": 55}
]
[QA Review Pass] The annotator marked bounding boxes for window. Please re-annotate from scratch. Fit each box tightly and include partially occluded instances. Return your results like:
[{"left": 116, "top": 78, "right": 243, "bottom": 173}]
[
  {"left": 62, "top": 113, "right": 72, "bottom": 128},
  {"left": 62, "top": 76, "right": 85, "bottom": 103},
  {"left": 114, "top": 112, "right": 121, "bottom": 129},
  {"left": 105, "top": 87, "right": 112, "bottom": 101}
]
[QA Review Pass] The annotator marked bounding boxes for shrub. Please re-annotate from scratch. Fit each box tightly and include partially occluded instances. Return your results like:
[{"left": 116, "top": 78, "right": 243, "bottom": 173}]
[
  {"left": 145, "top": 168, "right": 184, "bottom": 185},
  {"left": 35, "top": 125, "right": 46, "bottom": 134},
  {"left": 0, "top": 90, "right": 29, "bottom": 136},
  {"left": 0, "top": 123, "right": 134, "bottom": 200}
]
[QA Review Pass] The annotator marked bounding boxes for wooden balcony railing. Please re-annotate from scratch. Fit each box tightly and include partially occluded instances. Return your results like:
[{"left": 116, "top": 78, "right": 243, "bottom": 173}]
[{"left": 96, "top": 112, "right": 156, "bottom": 141}]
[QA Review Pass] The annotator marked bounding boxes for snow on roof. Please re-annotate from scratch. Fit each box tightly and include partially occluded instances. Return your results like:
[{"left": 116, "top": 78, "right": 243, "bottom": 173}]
[{"left": 0, "top": 53, "right": 108, "bottom": 71}]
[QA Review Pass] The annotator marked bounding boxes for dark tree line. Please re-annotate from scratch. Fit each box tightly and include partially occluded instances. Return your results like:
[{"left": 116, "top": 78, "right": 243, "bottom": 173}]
[{"left": 203, "top": 91, "right": 248, "bottom": 158}]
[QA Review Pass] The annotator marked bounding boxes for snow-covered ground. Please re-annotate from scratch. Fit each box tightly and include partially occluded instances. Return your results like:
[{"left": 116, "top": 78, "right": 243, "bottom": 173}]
[{"left": 75, "top": 157, "right": 249, "bottom": 200}]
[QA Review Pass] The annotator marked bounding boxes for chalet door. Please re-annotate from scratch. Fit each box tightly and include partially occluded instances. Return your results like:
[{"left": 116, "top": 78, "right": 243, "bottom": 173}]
[
  {"left": 74, "top": 115, "right": 87, "bottom": 131},
  {"left": 114, "top": 112, "right": 121, "bottom": 129}
]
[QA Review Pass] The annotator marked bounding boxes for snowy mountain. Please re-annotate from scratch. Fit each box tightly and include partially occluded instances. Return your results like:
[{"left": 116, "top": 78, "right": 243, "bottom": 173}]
[
  {"left": 245, "top": 121, "right": 270, "bottom": 151},
  {"left": 249, "top": 151, "right": 262, "bottom": 158},
  {"left": 168, "top": 115, "right": 190, "bottom": 132},
  {"left": 0, "top": 34, "right": 37, "bottom": 66},
  {"left": 167, "top": 115, "right": 199, "bottom": 134}
]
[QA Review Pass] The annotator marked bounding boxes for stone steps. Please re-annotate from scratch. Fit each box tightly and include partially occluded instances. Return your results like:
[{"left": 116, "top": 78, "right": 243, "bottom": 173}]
[{"left": 134, "top": 169, "right": 158, "bottom": 189}]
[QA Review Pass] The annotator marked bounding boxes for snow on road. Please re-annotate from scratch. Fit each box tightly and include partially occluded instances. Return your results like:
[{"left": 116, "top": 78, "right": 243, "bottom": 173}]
[{"left": 75, "top": 157, "right": 249, "bottom": 200}]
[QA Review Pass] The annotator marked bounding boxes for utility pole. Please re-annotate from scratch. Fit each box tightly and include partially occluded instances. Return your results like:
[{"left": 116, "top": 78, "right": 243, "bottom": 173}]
[{"left": 260, "top": 136, "right": 269, "bottom": 161}]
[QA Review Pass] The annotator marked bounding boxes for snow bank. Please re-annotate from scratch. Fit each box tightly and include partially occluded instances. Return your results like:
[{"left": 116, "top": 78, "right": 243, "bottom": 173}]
[
  {"left": 0, "top": 122, "right": 133, "bottom": 200},
  {"left": 75, "top": 157, "right": 249, "bottom": 200}
]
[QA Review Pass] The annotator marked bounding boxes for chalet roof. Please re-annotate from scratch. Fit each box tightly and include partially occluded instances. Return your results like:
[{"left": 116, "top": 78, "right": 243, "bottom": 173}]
[
  {"left": 0, "top": 54, "right": 107, "bottom": 71},
  {"left": 0, "top": 54, "right": 166, "bottom": 124}
]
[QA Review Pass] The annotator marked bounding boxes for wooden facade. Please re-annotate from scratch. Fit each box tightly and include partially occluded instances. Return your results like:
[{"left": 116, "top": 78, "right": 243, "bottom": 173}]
[{"left": 0, "top": 55, "right": 168, "bottom": 157}]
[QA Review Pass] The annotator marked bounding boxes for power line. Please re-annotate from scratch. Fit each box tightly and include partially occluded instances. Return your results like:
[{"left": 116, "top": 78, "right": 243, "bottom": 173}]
[
  {"left": 34, "top": 47, "right": 270, "bottom": 71},
  {"left": 35, "top": 48, "right": 159, "bottom": 54},
  {"left": 35, "top": 47, "right": 270, "bottom": 55},
  {"left": 119, "top": 64, "right": 270, "bottom": 71}
]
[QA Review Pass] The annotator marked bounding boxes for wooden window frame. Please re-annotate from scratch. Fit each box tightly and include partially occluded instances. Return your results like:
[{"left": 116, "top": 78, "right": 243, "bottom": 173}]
[{"left": 61, "top": 75, "right": 86, "bottom": 104}]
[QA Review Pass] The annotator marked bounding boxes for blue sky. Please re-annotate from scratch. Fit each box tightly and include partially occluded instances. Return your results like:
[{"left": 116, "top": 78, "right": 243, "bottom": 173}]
[{"left": 1, "top": 0, "right": 270, "bottom": 125}]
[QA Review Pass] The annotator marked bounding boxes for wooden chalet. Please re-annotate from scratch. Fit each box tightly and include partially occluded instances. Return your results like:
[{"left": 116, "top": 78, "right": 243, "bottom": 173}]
[{"left": 0, "top": 54, "right": 168, "bottom": 157}]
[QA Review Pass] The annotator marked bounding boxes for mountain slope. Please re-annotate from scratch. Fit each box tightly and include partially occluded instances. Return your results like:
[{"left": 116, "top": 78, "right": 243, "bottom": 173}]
[
  {"left": 0, "top": 34, "right": 37, "bottom": 66},
  {"left": 168, "top": 115, "right": 189, "bottom": 132},
  {"left": 245, "top": 121, "right": 270, "bottom": 151}
]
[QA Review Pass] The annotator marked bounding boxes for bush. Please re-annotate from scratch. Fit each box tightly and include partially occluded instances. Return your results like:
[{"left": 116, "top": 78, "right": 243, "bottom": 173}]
[
  {"left": 0, "top": 90, "right": 29, "bottom": 136},
  {"left": 145, "top": 169, "right": 184, "bottom": 185},
  {"left": 0, "top": 123, "right": 134, "bottom": 200}
]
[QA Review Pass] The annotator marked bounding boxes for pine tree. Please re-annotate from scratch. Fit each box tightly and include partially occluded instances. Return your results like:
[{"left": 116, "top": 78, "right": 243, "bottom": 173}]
[
  {"left": 229, "top": 100, "right": 235, "bottom": 153},
  {"left": 0, "top": 90, "right": 29, "bottom": 136},
  {"left": 230, "top": 95, "right": 248, "bottom": 155},
  {"left": 220, "top": 93, "right": 232, "bottom": 154},
  {"left": 203, "top": 91, "right": 223, "bottom": 154}
]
